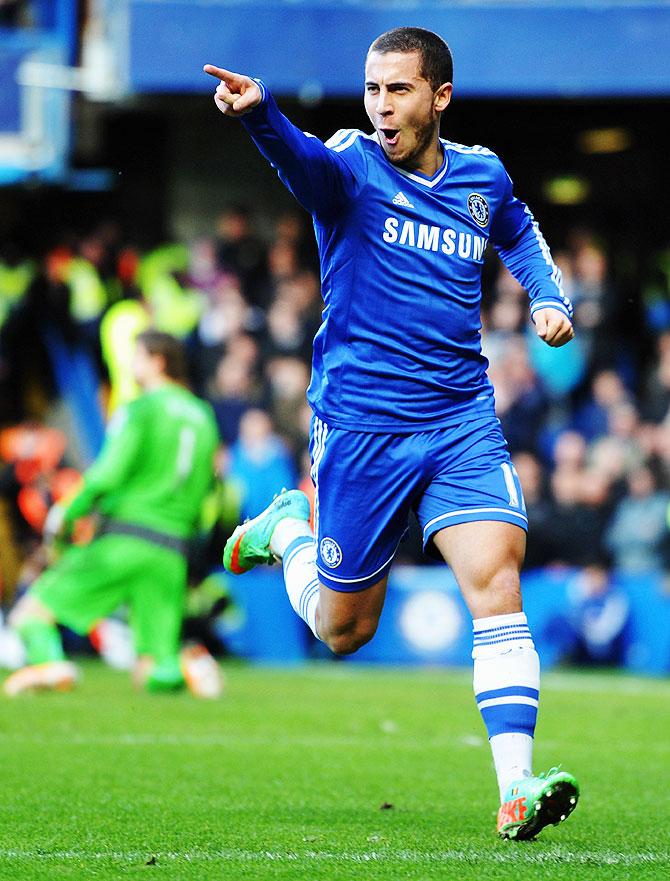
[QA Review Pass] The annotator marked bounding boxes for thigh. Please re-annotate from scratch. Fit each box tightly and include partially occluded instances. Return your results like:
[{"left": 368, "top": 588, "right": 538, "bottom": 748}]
[
  {"left": 130, "top": 547, "right": 187, "bottom": 661},
  {"left": 310, "top": 417, "right": 419, "bottom": 592},
  {"left": 416, "top": 415, "right": 528, "bottom": 558},
  {"left": 432, "top": 520, "right": 526, "bottom": 618},
  {"left": 30, "top": 537, "right": 132, "bottom": 635}
]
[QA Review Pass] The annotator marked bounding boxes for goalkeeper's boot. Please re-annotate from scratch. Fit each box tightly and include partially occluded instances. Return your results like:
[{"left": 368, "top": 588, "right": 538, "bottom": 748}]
[
  {"left": 3, "top": 660, "right": 78, "bottom": 696},
  {"left": 223, "top": 489, "right": 311, "bottom": 574},
  {"left": 497, "top": 767, "right": 580, "bottom": 841},
  {"left": 180, "top": 645, "right": 225, "bottom": 699}
]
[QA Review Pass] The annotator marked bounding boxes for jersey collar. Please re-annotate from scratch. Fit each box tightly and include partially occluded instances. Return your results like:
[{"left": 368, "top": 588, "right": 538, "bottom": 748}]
[{"left": 388, "top": 143, "right": 449, "bottom": 190}]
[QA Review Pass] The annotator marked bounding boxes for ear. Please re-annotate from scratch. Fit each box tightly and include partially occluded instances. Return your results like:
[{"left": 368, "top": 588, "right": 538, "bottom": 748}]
[
  {"left": 434, "top": 82, "right": 453, "bottom": 113},
  {"left": 154, "top": 352, "right": 168, "bottom": 376}
]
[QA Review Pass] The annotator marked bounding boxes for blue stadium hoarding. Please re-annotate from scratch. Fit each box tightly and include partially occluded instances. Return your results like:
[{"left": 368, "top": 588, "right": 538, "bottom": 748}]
[
  {"left": 225, "top": 566, "right": 670, "bottom": 674},
  {"left": 0, "top": 0, "right": 76, "bottom": 184},
  {"left": 129, "top": 0, "right": 670, "bottom": 98}
]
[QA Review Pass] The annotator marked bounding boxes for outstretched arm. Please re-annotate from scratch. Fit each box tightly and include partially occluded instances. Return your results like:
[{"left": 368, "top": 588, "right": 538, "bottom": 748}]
[{"left": 204, "top": 64, "right": 361, "bottom": 216}]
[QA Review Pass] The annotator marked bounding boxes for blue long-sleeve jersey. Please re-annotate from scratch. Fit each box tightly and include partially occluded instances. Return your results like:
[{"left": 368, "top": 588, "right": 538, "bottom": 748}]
[{"left": 241, "top": 82, "right": 572, "bottom": 432}]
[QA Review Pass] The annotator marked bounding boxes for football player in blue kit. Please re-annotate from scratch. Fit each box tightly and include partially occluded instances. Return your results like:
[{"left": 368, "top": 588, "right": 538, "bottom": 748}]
[{"left": 206, "top": 27, "right": 579, "bottom": 840}]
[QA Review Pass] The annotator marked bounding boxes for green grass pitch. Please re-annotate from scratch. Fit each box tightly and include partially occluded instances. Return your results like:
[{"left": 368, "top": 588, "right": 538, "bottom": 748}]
[{"left": 1, "top": 661, "right": 669, "bottom": 880}]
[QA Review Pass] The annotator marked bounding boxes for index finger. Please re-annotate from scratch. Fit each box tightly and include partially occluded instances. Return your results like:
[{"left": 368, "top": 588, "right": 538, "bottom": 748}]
[{"left": 203, "top": 64, "right": 246, "bottom": 90}]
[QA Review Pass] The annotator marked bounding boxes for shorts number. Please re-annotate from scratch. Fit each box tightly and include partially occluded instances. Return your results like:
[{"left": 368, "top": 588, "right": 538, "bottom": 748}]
[{"left": 501, "top": 462, "right": 524, "bottom": 510}]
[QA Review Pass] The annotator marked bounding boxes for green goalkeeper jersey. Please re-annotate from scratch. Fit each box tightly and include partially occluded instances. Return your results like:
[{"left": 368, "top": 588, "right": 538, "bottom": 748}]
[{"left": 63, "top": 383, "right": 219, "bottom": 538}]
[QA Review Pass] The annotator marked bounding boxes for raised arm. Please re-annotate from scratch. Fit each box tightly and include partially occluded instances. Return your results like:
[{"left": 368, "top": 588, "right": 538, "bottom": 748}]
[{"left": 204, "top": 64, "right": 362, "bottom": 217}]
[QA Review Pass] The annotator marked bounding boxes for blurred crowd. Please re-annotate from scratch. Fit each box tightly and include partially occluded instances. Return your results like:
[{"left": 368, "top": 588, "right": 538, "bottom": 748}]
[{"left": 2, "top": 207, "right": 670, "bottom": 598}]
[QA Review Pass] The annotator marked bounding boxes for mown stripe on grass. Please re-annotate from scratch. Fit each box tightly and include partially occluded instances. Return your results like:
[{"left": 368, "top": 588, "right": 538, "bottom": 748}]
[
  {"left": 0, "top": 848, "right": 668, "bottom": 866},
  {"left": 0, "top": 731, "right": 668, "bottom": 757},
  {"left": 0, "top": 732, "right": 482, "bottom": 748}
]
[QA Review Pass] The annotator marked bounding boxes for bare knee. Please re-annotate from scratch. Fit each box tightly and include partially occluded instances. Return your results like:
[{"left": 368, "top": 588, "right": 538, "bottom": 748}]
[
  {"left": 319, "top": 617, "right": 378, "bottom": 656},
  {"left": 466, "top": 566, "right": 522, "bottom": 618}
]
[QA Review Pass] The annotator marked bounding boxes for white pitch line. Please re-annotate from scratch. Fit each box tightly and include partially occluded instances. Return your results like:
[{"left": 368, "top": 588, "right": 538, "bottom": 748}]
[{"left": 0, "top": 848, "right": 668, "bottom": 866}]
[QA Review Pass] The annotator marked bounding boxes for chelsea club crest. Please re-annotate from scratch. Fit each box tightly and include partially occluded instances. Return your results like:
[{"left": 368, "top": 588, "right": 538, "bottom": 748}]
[
  {"left": 467, "top": 193, "right": 490, "bottom": 228},
  {"left": 320, "top": 537, "right": 343, "bottom": 568}
]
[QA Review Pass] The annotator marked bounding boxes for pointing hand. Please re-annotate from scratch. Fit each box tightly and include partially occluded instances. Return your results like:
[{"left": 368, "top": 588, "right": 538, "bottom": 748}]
[{"left": 203, "top": 65, "right": 262, "bottom": 117}]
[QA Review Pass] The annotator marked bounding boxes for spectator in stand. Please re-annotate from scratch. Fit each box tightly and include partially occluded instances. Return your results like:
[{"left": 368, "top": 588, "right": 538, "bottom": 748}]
[
  {"left": 604, "top": 460, "right": 670, "bottom": 574},
  {"left": 254, "top": 237, "right": 302, "bottom": 310},
  {"left": 571, "top": 242, "right": 609, "bottom": 330},
  {"left": 641, "top": 331, "right": 670, "bottom": 423},
  {"left": 265, "top": 355, "right": 311, "bottom": 453},
  {"left": 274, "top": 211, "right": 318, "bottom": 272},
  {"left": 488, "top": 337, "right": 546, "bottom": 453},
  {"left": 572, "top": 368, "right": 631, "bottom": 442},
  {"left": 226, "top": 331, "right": 261, "bottom": 373},
  {"left": 227, "top": 408, "right": 297, "bottom": 521},
  {"left": 0, "top": 241, "right": 33, "bottom": 332},
  {"left": 548, "top": 557, "right": 631, "bottom": 667},
  {"left": 215, "top": 206, "right": 268, "bottom": 307},
  {"left": 653, "top": 422, "right": 670, "bottom": 486},
  {"left": 263, "top": 288, "right": 313, "bottom": 361},
  {"left": 187, "top": 238, "right": 222, "bottom": 296},
  {"left": 65, "top": 235, "right": 108, "bottom": 348},
  {"left": 512, "top": 451, "right": 552, "bottom": 570},
  {"left": 546, "top": 460, "right": 607, "bottom": 567},
  {"left": 193, "top": 272, "right": 257, "bottom": 393},
  {"left": 0, "top": 248, "right": 76, "bottom": 422},
  {"left": 209, "top": 352, "right": 259, "bottom": 444},
  {"left": 552, "top": 429, "right": 587, "bottom": 473},
  {"left": 570, "top": 238, "right": 617, "bottom": 369}
]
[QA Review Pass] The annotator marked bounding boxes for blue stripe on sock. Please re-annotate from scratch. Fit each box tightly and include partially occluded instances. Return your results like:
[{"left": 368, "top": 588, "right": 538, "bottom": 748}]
[
  {"left": 299, "top": 580, "right": 320, "bottom": 618},
  {"left": 474, "top": 622, "right": 528, "bottom": 635},
  {"left": 474, "top": 626, "right": 530, "bottom": 640},
  {"left": 479, "top": 702, "right": 538, "bottom": 738},
  {"left": 473, "top": 635, "right": 534, "bottom": 648},
  {"left": 476, "top": 685, "right": 539, "bottom": 703},
  {"left": 283, "top": 536, "right": 315, "bottom": 571},
  {"left": 299, "top": 579, "right": 319, "bottom": 611},
  {"left": 299, "top": 588, "right": 320, "bottom": 621}
]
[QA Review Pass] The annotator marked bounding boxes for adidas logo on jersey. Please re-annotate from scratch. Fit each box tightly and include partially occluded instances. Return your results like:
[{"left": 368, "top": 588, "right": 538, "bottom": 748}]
[{"left": 392, "top": 191, "right": 414, "bottom": 209}]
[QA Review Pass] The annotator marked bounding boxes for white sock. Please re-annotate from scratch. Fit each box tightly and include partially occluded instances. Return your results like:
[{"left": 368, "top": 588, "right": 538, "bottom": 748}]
[
  {"left": 472, "top": 612, "right": 540, "bottom": 802},
  {"left": 270, "top": 517, "right": 313, "bottom": 558},
  {"left": 489, "top": 733, "right": 534, "bottom": 801},
  {"left": 278, "top": 532, "right": 321, "bottom": 641}
]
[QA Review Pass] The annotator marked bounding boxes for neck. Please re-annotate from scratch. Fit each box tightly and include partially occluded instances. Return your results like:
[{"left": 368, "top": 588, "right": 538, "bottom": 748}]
[
  {"left": 142, "top": 375, "right": 171, "bottom": 392},
  {"left": 405, "top": 132, "right": 443, "bottom": 178}
]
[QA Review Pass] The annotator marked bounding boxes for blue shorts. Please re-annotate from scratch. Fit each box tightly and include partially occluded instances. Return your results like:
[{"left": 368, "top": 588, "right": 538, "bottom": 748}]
[{"left": 309, "top": 414, "right": 527, "bottom": 592}]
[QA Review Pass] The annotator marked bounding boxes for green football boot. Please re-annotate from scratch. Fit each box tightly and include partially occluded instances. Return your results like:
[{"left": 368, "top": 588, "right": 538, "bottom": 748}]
[
  {"left": 223, "top": 489, "right": 311, "bottom": 574},
  {"left": 497, "top": 767, "right": 580, "bottom": 841}
]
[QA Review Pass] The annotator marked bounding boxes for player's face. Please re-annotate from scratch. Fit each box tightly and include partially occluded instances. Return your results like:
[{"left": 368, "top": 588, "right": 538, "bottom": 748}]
[
  {"left": 364, "top": 50, "right": 451, "bottom": 172},
  {"left": 132, "top": 342, "right": 156, "bottom": 389}
]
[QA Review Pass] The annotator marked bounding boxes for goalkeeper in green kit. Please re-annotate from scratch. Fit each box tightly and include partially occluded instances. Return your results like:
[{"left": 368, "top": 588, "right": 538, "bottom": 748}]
[{"left": 3, "top": 331, "right": 221, "bottom": 697}]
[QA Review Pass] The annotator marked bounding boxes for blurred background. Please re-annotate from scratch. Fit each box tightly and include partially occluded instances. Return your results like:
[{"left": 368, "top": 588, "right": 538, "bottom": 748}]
[{"left": 1, "top": 0, "right": 670, "bottom": 674}]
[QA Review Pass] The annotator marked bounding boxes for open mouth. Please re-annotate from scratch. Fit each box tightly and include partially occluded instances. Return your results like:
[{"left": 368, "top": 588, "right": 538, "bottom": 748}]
[{"left": 380, "top": 128, "right": 399, "bottom": 146}]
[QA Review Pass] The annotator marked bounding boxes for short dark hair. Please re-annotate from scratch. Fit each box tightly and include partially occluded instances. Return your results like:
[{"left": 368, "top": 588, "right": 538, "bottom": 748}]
[
  {"left": 136, "top": 330, "right": 188, "bottom": 382},
  {"left": 368, "top": 27, "right": 453, "bottom": 91}
]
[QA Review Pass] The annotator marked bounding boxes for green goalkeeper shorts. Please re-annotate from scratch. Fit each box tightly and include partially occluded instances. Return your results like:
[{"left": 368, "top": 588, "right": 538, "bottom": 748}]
[{"left": 31, "top": 534, "right": 187, "bottom": 662}]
